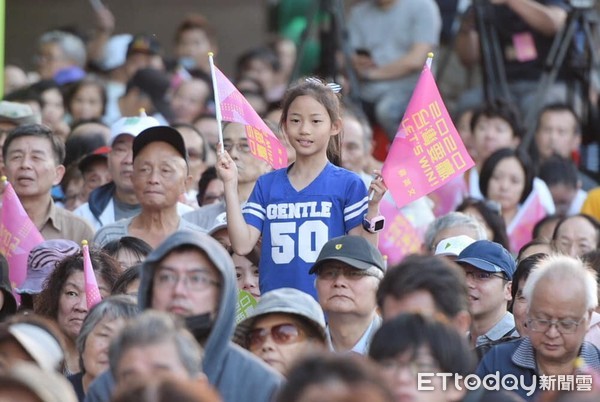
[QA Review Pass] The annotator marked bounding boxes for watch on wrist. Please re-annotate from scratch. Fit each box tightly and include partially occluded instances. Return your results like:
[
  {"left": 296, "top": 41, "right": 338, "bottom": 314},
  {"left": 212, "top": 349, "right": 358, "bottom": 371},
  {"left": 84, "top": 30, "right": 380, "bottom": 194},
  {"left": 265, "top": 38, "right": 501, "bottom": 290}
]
[{"left": 363, "top": 215, "right": 385, "bottom": 233}]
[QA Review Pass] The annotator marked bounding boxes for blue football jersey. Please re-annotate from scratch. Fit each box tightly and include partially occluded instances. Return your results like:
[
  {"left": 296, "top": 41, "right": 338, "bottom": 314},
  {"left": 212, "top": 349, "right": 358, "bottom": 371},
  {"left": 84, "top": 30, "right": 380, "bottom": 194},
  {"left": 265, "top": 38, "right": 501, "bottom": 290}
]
[{"left": 243, "top": 162, "right": 368, "bottom": 299}]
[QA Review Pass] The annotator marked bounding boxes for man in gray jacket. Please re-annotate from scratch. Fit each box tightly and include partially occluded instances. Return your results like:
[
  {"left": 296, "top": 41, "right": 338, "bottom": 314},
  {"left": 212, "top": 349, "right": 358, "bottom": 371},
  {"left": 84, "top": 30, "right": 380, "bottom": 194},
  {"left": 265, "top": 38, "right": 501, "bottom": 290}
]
[{"left": 85, "top": 230, "right": 282, "bottom": 402}]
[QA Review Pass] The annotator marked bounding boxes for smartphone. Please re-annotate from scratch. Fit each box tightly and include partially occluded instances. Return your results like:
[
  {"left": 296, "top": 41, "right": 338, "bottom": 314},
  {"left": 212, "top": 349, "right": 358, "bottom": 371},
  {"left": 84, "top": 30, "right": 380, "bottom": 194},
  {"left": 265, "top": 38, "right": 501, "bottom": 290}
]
[{"left": 355, "top": 48, "right": 372, "bottom": 58}]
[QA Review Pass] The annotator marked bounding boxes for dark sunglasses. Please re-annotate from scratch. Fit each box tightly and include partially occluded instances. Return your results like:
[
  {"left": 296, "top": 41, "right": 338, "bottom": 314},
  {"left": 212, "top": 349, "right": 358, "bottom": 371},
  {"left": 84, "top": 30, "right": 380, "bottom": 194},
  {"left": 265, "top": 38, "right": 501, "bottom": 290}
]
[{"left": 246, "top": 323, "right": 305, "bottom": 350}]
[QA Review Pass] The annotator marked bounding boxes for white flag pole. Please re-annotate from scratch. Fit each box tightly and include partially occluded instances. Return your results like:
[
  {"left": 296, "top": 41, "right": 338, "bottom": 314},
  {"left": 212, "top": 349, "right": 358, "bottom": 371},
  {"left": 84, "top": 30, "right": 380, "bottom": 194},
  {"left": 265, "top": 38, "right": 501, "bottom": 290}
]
[{"left": 208, "top": 52, "right": 224, "bottom": 153}]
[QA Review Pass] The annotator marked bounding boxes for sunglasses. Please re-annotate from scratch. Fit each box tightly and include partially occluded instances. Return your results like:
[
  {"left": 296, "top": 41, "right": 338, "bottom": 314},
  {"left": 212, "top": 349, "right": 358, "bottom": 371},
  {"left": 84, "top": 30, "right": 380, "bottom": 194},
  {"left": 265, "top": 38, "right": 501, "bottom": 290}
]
[{"left": 246, "top": 323, "right": 306, "bottom": 350}]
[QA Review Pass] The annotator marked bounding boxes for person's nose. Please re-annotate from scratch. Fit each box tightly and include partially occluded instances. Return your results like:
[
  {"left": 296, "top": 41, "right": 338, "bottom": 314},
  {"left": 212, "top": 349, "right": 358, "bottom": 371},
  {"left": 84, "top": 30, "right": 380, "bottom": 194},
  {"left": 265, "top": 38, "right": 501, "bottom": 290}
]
[
  {"left": 74, "top": 295, "right": 88, "bottom": 313},
  {"left": 122, "top": 149, "right": 133, "bottom": 165}
]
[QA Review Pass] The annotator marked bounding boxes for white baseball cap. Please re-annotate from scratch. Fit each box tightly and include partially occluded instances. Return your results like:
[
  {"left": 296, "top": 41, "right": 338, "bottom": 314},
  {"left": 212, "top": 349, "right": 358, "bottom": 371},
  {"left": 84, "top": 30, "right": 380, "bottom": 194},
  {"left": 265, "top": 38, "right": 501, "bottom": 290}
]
[
  {"left": 109, "top": 110, "right": 160, "bottom": 146},
  {"left": 434, "top": 235, "right": 476, "bottom": 257}
]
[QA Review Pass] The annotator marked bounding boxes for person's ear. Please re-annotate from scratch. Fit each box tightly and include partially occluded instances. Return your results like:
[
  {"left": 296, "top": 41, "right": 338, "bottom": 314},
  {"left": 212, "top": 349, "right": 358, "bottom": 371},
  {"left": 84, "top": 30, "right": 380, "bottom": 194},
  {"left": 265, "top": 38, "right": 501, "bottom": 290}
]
[
  {"left": 504, "top": 280, "right": 513, "bottom": 302},
  {"left": 511, "top": 136, "right": 521, "bottom": 149},
  {"left": 572, "top": 134, "right": 581, "bottom": 153},
  {"left": 53, "top": 164, "right": 66, "bottom": 185},
  {"left": 330, "top": 118, "right": 342, "bottom": 137}
]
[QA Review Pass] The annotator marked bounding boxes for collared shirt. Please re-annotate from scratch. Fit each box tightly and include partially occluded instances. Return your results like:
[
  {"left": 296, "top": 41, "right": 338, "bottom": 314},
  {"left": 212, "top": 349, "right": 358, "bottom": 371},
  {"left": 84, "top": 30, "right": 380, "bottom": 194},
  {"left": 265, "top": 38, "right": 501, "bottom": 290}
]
[
  {"left": 326, "top": 314, "right": 382, "bottom": 355},
  {"left": 477, "top": 337, "right": 600, "bottom": 401},
  {"left": 40, "top": 201, "right": 95, "bottom": 243},
  {"left": 473, "top": 311, "right": 518, "bottom": 347}
]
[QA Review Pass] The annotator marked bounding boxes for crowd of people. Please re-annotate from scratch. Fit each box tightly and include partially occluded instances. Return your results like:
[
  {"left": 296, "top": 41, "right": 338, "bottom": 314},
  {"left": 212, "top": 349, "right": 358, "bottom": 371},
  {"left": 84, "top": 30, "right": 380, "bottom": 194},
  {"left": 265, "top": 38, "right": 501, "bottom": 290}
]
[{"left": 1, "top": 0, "right": 600, "bottom": 401}]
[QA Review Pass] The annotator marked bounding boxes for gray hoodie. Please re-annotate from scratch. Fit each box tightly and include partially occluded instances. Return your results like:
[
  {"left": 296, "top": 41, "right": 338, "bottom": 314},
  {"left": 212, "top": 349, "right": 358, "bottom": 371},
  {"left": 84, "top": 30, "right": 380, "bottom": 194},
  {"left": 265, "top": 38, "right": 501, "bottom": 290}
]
[{"left": 138, "top": 230, "right": 283, "bottom": 402}]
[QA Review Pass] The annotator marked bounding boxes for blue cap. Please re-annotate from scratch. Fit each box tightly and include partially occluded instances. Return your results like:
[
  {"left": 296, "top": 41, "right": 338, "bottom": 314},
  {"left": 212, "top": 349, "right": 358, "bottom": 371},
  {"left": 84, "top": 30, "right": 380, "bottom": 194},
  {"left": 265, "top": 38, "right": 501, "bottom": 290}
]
[{"left": 455, "top": 240, "right": 516, "bottom": 280}]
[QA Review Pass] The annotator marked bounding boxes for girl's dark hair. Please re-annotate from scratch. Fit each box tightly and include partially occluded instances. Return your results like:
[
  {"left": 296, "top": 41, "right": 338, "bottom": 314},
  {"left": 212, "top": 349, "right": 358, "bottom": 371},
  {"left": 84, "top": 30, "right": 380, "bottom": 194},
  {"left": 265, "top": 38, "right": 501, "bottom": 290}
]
[
  {"left": 111, "top": 264, "right": 142, "bottom": 295},
  {"left": 197, "top": 166, "right": 218, "bottom": 207},
  {"left": 479, "top": 147, "right": 534, "bottom": 205},
  {"left": 470, "top": 99, "right": 524, "bottom": 139},
  {"left": 456, "top": 198, "right": 510, "bottom": 250},
  {"left": 369, "top": 313, "right": 475, "bottom": 376},
  {"left": 34, "top": 249, "right": 121, "bottom": 320},
  {"left": 279, "top": 78, "right": 343, "bottom": 166}
]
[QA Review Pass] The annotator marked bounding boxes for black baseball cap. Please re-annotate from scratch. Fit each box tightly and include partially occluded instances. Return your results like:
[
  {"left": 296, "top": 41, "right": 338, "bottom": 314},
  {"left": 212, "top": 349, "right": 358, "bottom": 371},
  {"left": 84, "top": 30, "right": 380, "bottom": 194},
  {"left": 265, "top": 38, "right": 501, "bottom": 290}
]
[
  {"left": 126, "top": 34, "right": 161, "bottom": 57},
  {"left": 132, "top": 126, "right": 189, "bottom": 163},
  {"left": 309, "top": 235, "right": 385, "bottom": 275}
]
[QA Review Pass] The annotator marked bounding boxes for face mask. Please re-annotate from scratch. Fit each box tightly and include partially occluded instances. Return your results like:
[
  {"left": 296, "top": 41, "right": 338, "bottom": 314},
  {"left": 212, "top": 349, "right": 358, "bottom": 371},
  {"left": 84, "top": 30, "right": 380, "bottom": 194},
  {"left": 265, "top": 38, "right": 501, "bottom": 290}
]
[
  {"left": 185, "top": 312, "right": 213, "bottom": 343},
  {"left": 179, "top": 57, "right": 197, "bottom": 70}
]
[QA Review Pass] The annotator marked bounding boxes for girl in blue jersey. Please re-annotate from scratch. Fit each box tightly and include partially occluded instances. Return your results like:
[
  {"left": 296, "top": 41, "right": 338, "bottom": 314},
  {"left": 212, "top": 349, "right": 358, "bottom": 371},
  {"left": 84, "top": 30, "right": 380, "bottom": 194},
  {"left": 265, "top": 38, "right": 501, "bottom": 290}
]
[{"left": 217, "top": 78, "right": 387, "bottom": 298}]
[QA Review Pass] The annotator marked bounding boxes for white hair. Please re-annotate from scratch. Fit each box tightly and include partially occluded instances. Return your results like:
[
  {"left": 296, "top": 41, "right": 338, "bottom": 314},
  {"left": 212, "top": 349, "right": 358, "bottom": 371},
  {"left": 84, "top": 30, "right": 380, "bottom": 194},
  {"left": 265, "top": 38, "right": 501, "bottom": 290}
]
[
  {"left": 523, "top": 254, "right": 598, "bottom": 312},
  {"left": 424, "top": 212, "right": 487, "bottom": 251}
]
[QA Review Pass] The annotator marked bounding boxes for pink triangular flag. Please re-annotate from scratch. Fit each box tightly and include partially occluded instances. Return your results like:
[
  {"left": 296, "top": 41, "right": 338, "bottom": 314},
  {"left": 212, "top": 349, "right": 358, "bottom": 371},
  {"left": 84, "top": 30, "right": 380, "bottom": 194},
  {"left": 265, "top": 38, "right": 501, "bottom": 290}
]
[{"left": 82, "top": 240, "right": 102, "bottom": 309}]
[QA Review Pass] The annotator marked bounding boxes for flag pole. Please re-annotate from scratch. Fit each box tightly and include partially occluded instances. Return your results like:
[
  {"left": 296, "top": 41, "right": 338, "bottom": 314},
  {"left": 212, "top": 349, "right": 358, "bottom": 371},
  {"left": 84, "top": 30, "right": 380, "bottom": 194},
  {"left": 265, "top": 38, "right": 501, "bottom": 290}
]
[
  {"left": 208, "top": 52, "right": 224, "bottom": 153},
  {"left": 426, "top": 52, "right": 434, "bottom": 69}
]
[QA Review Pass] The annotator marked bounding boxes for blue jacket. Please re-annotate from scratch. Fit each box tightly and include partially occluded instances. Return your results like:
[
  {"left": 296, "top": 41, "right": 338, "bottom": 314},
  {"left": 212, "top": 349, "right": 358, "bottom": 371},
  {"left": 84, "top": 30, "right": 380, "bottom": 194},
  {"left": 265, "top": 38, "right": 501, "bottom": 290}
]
[{"left": 477, "top": 337, "right": 600, "bottom": 401}]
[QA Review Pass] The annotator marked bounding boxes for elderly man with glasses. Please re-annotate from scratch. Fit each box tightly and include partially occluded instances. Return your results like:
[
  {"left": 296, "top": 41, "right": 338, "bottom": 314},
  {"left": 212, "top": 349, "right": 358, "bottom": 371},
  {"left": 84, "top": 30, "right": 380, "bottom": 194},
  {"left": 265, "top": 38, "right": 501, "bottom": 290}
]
[
  {"left": 311, "top": 235, "right": 385, "bottom": 355},
  {"left": 477, "top": 254, "right": 600, "bottom": 401}
]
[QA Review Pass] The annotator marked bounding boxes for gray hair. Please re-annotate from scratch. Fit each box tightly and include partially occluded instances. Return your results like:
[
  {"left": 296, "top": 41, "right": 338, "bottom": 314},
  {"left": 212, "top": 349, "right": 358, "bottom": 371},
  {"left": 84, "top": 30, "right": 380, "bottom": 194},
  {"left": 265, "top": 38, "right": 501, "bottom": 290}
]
[
  {"left": 424, "top": 212, "right": 487, "bottom": 251},
  {"left": 523, "top": 254, "right": 598, "bottom": 312},
  {"left": 109, "top": 311, "right": 203, "bottom": 380},
  {"left": 39, "top": 31, "right": 86, "bottom": 67},
  {"left": 77, "top": 295, "right": 139, "bottom": 372}
]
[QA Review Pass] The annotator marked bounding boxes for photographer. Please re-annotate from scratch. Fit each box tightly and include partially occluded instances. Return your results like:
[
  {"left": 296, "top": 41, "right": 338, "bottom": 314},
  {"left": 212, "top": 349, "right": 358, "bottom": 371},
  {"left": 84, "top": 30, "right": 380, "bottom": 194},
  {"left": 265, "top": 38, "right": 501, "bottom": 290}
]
[{"left": 455, "top": 0, "right": 570, "bottom": 116}]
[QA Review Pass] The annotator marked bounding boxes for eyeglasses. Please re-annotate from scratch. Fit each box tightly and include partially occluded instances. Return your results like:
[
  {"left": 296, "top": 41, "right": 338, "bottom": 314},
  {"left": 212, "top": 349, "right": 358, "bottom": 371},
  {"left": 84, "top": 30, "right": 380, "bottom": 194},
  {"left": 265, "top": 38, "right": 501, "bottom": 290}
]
[
  {"left": 154, "top": 269, "right": 220, "bottom": 291},
  {"left": 317, "top": 266, "right": 382, "bottom": 281},
  {"left": 527, "top": 317, "right": 586, "bottom": 334},
  {"left": 463, "top": 271, "right": 506, "bottom": 282},
  {"left": 379, "top": 359, "right": 440, "bottom": 377},
  {"left": 247, "top": 323, "right": 306, "bottom": 350},
  {"left": 222, "top": 141, "right": 251, "bottom": 154}
]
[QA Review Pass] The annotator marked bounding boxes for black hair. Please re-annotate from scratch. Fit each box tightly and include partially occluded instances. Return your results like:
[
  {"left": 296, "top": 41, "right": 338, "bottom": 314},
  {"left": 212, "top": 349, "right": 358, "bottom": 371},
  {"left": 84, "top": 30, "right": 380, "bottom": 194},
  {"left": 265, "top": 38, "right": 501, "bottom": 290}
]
[
  {"left": 376, "top": 255, "right": 468, "bottom": 319},
  {"left": 536, "top": 102, "right": 580, "bottom": 134},
  {"left": 111, "top": 264, "right": 142, "bottom": 295},
  {"left": 276, "top": 354, "right": 394, "bottom": 402},
  {"left": 369, "top": 313, "right": 476, "bottom": 376},
  {"left": 171, "top": 123, "right": 209, "bottom": 163},
  {"left": 479, "top": 147, "right": 534, "bottom": 204},
  {"left": 456, "top": 198, "right": 510, "bottom": 250},
  {"left": 102, "top": 236, "right": 152, "bottom": 268},
  {"left": 196, "top": 166, "right": 219, "bottom": 207},
  {"left": 532, "top": 214, "right": 561, "bottom": 240},
  {"left": 3, "top": 124, "right": 65, "bottom": 165},
  {"left": 63, "top": 76, "right": 107, "bottom": 118},
  {"left": 510, "top": 253, "right": 546, "bottom": 310},
  {"left": 538, "top": 155, "right": 579, "bottom": 189},
  {"left": 516, "top": 239, "right": 551, "bottom": 262},
  {"left": 470, "top": 99, "right": 524, "bottom": 139}
]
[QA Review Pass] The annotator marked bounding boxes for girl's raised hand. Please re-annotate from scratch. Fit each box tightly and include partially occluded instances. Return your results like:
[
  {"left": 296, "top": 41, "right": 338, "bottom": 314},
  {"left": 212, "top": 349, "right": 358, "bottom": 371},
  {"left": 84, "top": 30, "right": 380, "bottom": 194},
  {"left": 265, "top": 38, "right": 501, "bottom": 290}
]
[
  {"left": 215, "top": 145, "right": 238, "bottom": 185},
  {"left": 368, "top": 170, "right": 387, "bottom": 205}
]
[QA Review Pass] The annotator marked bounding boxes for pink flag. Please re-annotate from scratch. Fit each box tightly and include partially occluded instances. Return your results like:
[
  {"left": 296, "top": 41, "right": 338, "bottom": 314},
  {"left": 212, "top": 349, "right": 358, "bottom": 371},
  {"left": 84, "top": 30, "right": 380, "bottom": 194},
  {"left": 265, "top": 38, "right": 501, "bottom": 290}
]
[
  {"left": 378, "top": 198, "right": 423, "bottom": 266},
  {"left": 82, "top": 240, "right": 102, "bottom": 309},
  {"left": 507, "top": 191, "right": 547, "bottom": 254},
  {"left": 212, "top": 65, "right": 288, "bottom": 169},
  {"left": 428, "top": 175, "right": 469, "bottom": 217},
  {"left": 381, "top": 62, "right": 474, "bottom": 209},
  {"left": 0, "top": 181, "right": 44, "bottom": 288}
]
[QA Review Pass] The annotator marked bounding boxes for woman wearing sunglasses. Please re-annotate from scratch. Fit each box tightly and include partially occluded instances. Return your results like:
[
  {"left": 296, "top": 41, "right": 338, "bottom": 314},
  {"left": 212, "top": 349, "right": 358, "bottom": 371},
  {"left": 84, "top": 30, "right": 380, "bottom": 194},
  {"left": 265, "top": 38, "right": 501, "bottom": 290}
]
[{"left": 234, "top": 287, "right": 327, "bottom": 376}]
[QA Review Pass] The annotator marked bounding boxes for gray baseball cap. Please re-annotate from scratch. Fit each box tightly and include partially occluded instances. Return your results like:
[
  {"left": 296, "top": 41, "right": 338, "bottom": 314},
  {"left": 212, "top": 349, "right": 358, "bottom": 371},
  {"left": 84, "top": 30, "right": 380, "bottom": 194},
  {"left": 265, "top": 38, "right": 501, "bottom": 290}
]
[{"left": 235, "top": 287, "right": 326, "bottom": 347}]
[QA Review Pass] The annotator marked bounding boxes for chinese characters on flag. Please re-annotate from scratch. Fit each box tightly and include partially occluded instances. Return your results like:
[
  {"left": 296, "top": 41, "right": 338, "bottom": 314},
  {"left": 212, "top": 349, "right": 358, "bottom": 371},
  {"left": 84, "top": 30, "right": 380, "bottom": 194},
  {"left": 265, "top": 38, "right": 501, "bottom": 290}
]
[
  {"left": 212, "top": 64, "right": 288, "bottom": 169},
  {"left": 0, "top": 181, "right": 44, "bottom": 288},
  {"left": 382, "top": 61, "right": 474, "bottom": 209}
]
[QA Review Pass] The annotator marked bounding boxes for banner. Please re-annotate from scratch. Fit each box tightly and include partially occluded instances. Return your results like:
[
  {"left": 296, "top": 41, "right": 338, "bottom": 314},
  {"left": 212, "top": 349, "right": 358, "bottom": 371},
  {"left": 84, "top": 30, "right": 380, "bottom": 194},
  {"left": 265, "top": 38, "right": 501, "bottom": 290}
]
[
  {"left": 507, "top": 191, "right": 546, "bottom": 254},
  {"left": 0, "top": 181, "right": 44, "bottom": 288},
  {"left": 381, "top": 59, "right": 474, "bottom": 209},
  {"left": 210, "top": 58, "right": 288, "bottom": 169}
]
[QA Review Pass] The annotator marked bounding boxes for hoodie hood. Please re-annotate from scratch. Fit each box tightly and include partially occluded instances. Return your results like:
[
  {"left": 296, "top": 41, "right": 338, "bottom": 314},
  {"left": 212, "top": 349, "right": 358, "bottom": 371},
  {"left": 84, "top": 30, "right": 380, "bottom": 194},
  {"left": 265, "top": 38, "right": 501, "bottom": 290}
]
[{"left": 138, "top": 230, "right": 237, "bottom": 373}]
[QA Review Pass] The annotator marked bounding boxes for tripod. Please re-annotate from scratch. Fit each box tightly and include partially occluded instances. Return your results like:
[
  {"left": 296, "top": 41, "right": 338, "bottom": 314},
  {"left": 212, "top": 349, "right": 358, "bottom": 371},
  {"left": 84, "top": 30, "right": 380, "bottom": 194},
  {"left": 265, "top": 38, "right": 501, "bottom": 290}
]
[
  {"left": 289, "top": 0, "right": 362, "bottom": 105},
  {"left": 521, "top": 4, "right": 600, "bottom": 151},
  {"left": 472, "top": 0, "right": 514, "bottom": 105}
]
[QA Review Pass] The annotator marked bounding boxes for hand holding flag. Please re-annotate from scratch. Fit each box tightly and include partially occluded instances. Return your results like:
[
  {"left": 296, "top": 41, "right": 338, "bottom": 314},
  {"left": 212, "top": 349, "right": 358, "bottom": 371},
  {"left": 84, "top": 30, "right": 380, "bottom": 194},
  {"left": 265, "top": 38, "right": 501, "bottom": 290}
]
[
  {"left": 381, "top": 53, "right": 474, "bottom": 209},
  {"left": 82, "top": 240, "right": 102, "bottom": 309},
  {"left": 208, "top": 52, "right": 288, "bottom": 169},
  {"left": 0, "top": 177, "right": 44, "bottom": 288}
]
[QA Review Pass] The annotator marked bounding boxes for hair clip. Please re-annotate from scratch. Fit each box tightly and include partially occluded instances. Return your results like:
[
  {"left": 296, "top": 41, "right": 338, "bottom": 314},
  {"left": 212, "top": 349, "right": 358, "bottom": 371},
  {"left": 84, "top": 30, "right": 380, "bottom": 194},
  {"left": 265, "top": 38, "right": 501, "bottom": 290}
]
[{"left": 305, "top": 77, "right": 342, "bottom": 93}]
